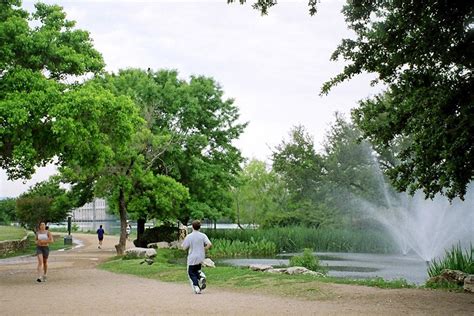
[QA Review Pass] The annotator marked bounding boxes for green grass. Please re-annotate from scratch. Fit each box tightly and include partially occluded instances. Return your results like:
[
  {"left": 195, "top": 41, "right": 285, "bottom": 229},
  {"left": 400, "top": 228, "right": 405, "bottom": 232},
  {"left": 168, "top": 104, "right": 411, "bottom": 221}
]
[
  {"left": 99, "top": 248, "right": 417, "bottom": 300},
  {"left": 0, "top": 234, "right": 72, "bottom": 259},
  {"left": 0, "top": 225, "right": 27, "bottom": 241}
]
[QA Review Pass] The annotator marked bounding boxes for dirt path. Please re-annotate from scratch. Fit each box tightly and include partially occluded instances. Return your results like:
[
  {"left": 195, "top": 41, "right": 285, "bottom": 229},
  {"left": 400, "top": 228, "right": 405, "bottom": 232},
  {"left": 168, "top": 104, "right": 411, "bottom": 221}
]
[{"left": 0, "top": 234, "right": 472, "bottom": 315}]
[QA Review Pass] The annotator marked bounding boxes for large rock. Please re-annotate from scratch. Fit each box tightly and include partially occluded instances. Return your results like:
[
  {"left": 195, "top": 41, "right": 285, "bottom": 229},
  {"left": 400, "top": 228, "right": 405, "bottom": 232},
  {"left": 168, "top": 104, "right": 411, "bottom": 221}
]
[
  {"left": 249, "top": 264, "right": 273, "bottom": 271},
  {"left": 266, "top": 268, "right": 287, "bottom": 274},
  {"left": 202, "top": 258, "right": 216, "bottom": 268},
  {"left": 285, "top": 266, "right": 325, "bottom": 277},
  {"left": 464, "top": 275, "right": 474, "bottom": 293},
  {"left": 125, "top": 247, "right": 157, "bottom": 258},
  {"left": 147, "top": 242, "right": 170, "bottom": 249},
  {"left": 169, "top": 240, "right": 182, "bottom": 249},
  {"left": 440, "top": 269, "right": 468, "bottom": 285}
]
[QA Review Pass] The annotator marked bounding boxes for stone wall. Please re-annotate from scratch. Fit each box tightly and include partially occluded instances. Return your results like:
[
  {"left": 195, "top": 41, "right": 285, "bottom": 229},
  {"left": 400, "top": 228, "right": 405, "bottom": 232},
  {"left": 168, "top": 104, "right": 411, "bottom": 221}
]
[{"left": 0, "top": 235, "right": 29, "bottom": 256}]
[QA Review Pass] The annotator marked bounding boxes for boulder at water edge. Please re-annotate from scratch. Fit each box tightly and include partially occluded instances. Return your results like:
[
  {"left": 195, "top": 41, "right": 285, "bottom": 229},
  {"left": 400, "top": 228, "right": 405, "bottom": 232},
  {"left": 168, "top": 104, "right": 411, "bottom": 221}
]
[
  {"left": 249, "top": 264, "right": 273, "bottom": 271},
  {"left": 202, "top": 258, "right": 216, "bottom": 268},
  {"left": 464, "top": 275, "right": 474, "bottom": 293},
  {"left": 125, "top": 247, "right": 157, "bottom": 258}
]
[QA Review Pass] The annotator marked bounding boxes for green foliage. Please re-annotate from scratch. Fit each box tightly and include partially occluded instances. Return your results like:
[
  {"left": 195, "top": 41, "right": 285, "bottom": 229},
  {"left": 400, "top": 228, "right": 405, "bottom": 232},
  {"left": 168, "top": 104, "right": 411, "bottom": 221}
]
[
  {"left": 204, "top": 227, "right": 396, "bottom": 253},
  {"left": 15, "top": 178, "right": 72, "bottom": 230},
  {"left": 208, "top": 238, "right": 277, "bottom": 258},
  {"left": 324, "top": 1, "right": 474, "bottom": 200},
  {"left": 0, "top": 198, "right": 17, "bottom": 224},
  {"left": 289, "top": 248, "right": 325, "bottom": 273},
  {"left": 427, "top": 244, "right": 474, "bottom": 277},
  {"left": 0, "top": 0, "right": 104, "bottom": 179},
  {"left": 98, "top": 69, "right": 246, "bottom": 223},
  {"left": 232, "top": 159, "right": 290, "bottom": 226}
]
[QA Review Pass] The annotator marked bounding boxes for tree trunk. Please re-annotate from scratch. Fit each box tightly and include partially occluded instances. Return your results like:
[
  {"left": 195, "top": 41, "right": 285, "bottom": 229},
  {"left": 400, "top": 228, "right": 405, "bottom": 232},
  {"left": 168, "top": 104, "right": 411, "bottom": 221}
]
[{"left": 115, "top": 188, "right": 128, "bottom": 255}]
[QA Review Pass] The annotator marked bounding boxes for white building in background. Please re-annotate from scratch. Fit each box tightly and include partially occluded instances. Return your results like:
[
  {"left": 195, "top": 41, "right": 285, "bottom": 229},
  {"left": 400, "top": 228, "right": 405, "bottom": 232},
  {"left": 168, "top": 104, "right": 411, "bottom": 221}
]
[{"left": 70, "top": 198, "right": 120, "bottom": 233}]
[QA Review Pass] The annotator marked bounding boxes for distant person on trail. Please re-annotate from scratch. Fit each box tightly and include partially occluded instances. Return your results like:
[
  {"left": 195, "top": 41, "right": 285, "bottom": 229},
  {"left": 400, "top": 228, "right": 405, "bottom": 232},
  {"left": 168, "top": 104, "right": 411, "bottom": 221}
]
[
  {"left": 35, "top": 222, "right": 53, "bottom": 282},
  {"left": 126, "top": 224, "right": 132, "bottom": 241},
  {"left": 182, "top": 220, "right": 212, "bottom": 294},
  {"left": 97, "top": 225, "right": 105, "bottom": 249}
]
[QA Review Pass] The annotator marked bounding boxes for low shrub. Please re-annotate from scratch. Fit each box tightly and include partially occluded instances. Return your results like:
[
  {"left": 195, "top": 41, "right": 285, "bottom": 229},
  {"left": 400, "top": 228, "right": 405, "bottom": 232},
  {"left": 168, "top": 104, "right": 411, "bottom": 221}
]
[
  {"left": 289, "top": 248, "right": 326, "bottom": 273},
  {"left": 134, "top": 225, "right": 178, "bottom": 248}
]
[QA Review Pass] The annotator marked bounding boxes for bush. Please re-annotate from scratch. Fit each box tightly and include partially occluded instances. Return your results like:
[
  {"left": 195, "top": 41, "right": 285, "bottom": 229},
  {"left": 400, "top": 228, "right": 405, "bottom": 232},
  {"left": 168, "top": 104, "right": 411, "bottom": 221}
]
[
  {"left": 134, "top": 225, "right": 178, "bottom": 248},
  {"left": 428, "top": 243, "right": 474, "bottom": 277},
  {"left": 289, "top": 248, "right": 325, "bottom": 273}
]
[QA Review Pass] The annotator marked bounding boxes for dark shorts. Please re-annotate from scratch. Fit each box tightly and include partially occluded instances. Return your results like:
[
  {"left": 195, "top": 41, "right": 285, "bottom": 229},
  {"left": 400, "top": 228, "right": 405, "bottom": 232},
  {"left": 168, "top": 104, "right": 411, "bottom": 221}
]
[
  {"left": 98, "top": 236, "right": 104, "bottom": 241},
  {"left": 36, "top": 246, "right": 49, "bottom": 258}
]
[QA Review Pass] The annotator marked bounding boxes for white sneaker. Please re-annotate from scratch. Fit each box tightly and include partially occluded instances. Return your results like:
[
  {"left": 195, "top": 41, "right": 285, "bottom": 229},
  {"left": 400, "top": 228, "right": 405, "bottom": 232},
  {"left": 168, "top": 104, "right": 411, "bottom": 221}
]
[
  {"left": 198, "top": 271, "right": 206, "bottom": 290},
  {"left": 193, "top": 285, "right": 201, "bottom": 294},
  {"left": 42, "top": 276, "right": 47, "bottom": 282}
]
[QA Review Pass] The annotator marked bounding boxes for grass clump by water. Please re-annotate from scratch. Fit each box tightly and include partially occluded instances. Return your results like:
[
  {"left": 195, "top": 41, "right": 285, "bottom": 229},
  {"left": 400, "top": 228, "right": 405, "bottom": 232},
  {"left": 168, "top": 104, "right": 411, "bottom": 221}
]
[
  {"left": 208, "top": 238, "right": 277, "bottom": 258},
  {"left": 289, "top": 248, "right": 326, "bottom": 274},
  {"left": 203, "top": 226, "right": 396, "bottom": 253},
  {"left": 427, "top": 243, "right": 474, "bottom": 277}
]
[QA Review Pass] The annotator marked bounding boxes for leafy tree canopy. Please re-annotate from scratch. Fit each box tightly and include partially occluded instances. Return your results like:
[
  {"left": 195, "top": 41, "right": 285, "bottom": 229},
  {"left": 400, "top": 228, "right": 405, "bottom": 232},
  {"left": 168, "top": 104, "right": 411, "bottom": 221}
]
[
  {"left": 327, "top": 1, "right": 474, "bottom": 200},
  {"left": 235, "top": 0, "right": 474, "bottom": 200},
  {"left": 98, "top": 69, "right": 247, "bottom": 223},
  {"left": 1, "top": 0, "right": 104, "bottom": 179},
  {"left": 0, "top": 198, "right": 17, "bottom": 224},
  {"left": 16, "top": 177, "right": 72, "bottom": 230}
]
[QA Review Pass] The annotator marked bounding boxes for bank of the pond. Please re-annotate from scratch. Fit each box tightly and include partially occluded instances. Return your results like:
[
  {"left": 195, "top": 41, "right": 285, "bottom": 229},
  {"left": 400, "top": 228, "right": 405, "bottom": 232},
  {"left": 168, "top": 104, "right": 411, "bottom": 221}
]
[
  {"left": 221, "top": 252, "right": 429, "bottom": 285},
  {"left": 99, "top": 248, "right": 417, "bottom": 301}
]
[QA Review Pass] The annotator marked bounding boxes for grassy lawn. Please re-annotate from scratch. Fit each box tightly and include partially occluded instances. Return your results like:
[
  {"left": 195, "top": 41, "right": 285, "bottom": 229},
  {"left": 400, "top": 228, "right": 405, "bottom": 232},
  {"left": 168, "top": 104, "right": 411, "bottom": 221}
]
[
  {"left": 0, "top": 234, "right": 72, "bottom": 259},
  {"left": 99, "top": 249, "right": 417, "bottom": 300},
  {"left": 0, "top": 225, "right": 27, "bottom": 241}
]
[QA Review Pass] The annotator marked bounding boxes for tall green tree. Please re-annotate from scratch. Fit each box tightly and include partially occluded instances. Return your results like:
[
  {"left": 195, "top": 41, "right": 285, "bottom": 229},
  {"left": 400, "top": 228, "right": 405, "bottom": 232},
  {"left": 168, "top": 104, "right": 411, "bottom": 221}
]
[
  {"left": 99, "top": 69, "right": 247, "bottom": 224},
  {"left": 1, "top": 1, "right": 104, "bottom": 179},
  {"left": 232, "top": 159, "right": 289, "bottom": 227},
  {"left": 15, "top": 177, "right": 72, "bottom": 230},
  {"left": 0, "top": 198, "right": 17, "bottom": 224},
  {"left": 328, "top": 1, "right": 474, "bottom": 200},
  {"left": 271, "top": 126, "right": 334, "bottom": 227},
  {"left": 233, "top": 0, "right": 474, "bottom": 200}
]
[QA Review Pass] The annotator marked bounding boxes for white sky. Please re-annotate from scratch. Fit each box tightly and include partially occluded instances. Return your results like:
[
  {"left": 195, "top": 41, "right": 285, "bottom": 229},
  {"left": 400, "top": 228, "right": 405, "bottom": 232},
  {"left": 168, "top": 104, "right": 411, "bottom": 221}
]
[{"left": 0, "top": 0, "right": 384, "bottom": 197}]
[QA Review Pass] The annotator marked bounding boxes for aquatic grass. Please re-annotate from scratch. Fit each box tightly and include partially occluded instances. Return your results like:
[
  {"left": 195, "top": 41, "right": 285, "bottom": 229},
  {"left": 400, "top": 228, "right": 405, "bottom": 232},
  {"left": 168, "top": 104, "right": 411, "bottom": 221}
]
[
  {"left": 289, "top": 248, "right": 326, "bottom": 273},
  {"left": 203, "top": 226, "right": 396, "bottom": 253},
  {"left": 208, "top": 238, "right": 277, "bottom": 258},
  {"left": 427, "top": 243, "right": 474, "bottom": 277}
]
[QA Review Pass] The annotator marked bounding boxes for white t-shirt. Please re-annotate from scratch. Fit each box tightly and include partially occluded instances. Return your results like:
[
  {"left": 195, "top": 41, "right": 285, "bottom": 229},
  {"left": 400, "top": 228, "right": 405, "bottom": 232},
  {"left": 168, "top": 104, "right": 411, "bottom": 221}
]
[{"left": 182, "top": 230, "right": 211, "bottom": 266}]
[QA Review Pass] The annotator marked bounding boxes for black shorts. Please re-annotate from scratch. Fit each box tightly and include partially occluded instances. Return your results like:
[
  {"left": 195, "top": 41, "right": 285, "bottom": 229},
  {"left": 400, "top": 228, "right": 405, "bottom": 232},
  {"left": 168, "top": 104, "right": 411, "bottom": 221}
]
[
  {"left": 98, "top": 236, "right": 104, "bottom": 241},
  {"left": 36, "top": 246, "right": 49, "bottom": 258}
]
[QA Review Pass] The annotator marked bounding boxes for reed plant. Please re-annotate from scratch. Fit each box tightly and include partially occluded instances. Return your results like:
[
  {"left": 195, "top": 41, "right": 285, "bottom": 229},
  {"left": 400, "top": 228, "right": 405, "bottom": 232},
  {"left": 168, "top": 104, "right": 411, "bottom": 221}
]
[
  {"left": 208, "top": 237, "right": 277, "bottom": 258},
  {"left": 203, "top": 226, "right": 396, "bottom": 253},
  {"left": 289, "top": 248, "right": 326, "bottom": 273},
  {"left": 427, "top": 243, "right": 474, "bottom": 277}
]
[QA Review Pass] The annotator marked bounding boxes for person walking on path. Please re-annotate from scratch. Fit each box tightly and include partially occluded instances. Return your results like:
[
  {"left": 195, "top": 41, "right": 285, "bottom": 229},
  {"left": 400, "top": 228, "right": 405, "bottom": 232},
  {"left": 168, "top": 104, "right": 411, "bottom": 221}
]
[
  {"left": 182, "top": 220, "right": 212, "bottom": 294},
  {"left": 126, "top": 224, "right": 132, "bottom": 241},
  {"left": 97, "top": 225, "right": 105, "bottom": 249},
  {"left": 35, "top": 222, "right": 53, "bottom": 282}
]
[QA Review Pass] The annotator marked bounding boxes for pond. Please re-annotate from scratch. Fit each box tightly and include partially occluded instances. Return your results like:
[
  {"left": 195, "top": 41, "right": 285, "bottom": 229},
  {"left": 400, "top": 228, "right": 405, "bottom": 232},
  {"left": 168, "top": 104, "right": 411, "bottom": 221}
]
[{"left": 220, "top": 252, "right": 430, "bottom": 285}]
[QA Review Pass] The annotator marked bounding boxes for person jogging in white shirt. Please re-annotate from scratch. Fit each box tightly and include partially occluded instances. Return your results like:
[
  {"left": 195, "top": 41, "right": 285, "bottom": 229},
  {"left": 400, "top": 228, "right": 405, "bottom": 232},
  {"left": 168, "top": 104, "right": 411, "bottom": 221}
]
[{"left": 182, "top": 220, "right": 212, "bottom": 294}]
